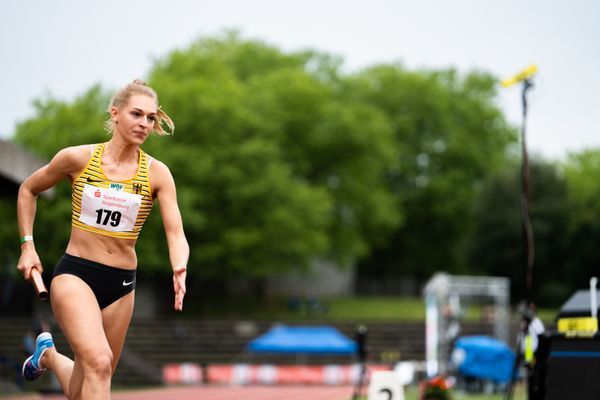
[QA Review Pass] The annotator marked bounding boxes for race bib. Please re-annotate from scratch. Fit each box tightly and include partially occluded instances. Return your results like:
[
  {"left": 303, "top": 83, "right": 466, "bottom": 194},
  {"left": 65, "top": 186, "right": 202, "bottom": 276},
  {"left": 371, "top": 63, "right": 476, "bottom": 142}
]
[{"left": 79, "top": 184, "right": 142, "bottom": 232}]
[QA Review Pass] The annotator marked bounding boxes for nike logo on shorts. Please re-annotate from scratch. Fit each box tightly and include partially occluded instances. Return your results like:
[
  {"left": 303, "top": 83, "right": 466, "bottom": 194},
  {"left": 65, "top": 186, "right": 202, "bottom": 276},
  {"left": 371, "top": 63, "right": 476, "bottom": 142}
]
[{"left": 122, "top": 280, "right": 135, "bottom": 286}]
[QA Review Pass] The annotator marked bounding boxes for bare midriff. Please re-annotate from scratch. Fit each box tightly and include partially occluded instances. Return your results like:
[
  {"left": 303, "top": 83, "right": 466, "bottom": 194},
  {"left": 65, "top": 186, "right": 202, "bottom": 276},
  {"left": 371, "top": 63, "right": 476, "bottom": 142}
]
[{"left": 66, "top": 226, "right": 137, "bottom": 270}]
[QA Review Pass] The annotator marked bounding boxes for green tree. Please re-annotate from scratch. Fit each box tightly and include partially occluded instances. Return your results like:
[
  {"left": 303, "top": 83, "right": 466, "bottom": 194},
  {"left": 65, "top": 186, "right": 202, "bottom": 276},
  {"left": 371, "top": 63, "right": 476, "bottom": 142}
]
[
  {"left": 467, "top": 158, "right": 570, "bottom": 305},
  {"left": 562, "top": 150, "right": 600, "bottom": 295},
  {"left": 143, "top": 32, "right": 402, "bottom": 278},
  {"left": 353, "top": 66, "right": 517, "bottom": 282}
]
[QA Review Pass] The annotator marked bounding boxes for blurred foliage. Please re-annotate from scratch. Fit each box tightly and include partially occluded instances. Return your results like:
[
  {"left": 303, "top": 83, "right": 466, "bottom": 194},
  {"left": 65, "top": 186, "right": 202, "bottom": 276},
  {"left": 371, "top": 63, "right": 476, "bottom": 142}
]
[
  {"left": 354, "top": 66, "right": 517, "bottom": 281},
  {"left": 562, "top": 150, "right": 600, "bottom": 297},
  {"left": 5, "top": 32, "right": 598, "bottom": 306},
  {"left": 467, "top": 159, "right": 570, "bottom": 305}
]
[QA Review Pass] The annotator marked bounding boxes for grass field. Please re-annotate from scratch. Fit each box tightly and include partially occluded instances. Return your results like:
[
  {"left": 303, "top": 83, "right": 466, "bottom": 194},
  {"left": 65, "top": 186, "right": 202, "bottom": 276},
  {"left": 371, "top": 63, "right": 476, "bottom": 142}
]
[{"left": 199, "top": 295, "right": 556, "bottom": 323}]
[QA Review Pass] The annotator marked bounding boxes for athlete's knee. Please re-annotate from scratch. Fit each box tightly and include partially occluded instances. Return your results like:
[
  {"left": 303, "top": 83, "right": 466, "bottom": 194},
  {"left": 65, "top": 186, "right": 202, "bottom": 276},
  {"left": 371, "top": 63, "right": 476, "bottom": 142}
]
[{"left": 81, "top": 348, "right": 113, "bottom": 381}]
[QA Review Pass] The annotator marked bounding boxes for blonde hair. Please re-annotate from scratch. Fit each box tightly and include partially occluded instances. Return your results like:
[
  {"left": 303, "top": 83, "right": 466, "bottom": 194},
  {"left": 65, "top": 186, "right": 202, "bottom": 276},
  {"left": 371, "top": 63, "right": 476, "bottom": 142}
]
[{"left": 105, "top": 79, "right": 174, "bottom": 136}]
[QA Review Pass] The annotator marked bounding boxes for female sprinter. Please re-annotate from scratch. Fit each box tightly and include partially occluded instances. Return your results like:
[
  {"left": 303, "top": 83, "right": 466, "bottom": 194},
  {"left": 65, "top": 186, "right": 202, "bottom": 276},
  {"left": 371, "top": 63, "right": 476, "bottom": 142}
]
[{"left": 16, "top": 79, "right": 188, "bottom": 399}]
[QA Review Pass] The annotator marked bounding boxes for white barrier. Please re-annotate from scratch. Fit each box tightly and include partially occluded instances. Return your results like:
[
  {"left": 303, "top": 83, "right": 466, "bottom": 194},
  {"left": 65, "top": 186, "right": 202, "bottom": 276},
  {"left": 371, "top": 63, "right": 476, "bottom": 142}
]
[
  {"left": 163, "top": 363, "right": 391, "bottom": 385},
  {"left": 368, "top": 371, "right": 405, "bottom": 400}
]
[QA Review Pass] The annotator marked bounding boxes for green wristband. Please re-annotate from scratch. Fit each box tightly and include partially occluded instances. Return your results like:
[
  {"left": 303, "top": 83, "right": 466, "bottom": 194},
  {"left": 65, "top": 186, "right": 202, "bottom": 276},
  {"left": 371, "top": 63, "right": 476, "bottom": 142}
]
[{"left": 20, "top": 235, "right": 33, "bottom": 245}]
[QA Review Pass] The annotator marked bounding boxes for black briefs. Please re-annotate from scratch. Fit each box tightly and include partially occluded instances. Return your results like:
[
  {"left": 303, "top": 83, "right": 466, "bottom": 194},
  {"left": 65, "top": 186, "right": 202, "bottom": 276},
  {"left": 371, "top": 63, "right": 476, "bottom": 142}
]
[{"left": 52, "top": 253, "right": 136, "bottom": 309}]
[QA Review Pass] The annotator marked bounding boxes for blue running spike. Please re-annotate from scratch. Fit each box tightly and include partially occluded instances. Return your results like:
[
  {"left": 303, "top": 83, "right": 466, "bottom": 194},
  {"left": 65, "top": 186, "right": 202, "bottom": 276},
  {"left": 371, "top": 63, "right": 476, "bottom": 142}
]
[{"left": 22, "top": 332, "right": 54, "bottom": 381}]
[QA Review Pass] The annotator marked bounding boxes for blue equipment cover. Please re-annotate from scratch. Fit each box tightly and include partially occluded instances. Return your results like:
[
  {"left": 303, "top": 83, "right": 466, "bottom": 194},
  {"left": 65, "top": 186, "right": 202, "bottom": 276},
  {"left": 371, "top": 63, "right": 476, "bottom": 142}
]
[
  {"left": 453, "top": 335, "right": 515, "bottom": 383},
  {"left": 247, "top": 325, "right": 357, "bottom": 354}
]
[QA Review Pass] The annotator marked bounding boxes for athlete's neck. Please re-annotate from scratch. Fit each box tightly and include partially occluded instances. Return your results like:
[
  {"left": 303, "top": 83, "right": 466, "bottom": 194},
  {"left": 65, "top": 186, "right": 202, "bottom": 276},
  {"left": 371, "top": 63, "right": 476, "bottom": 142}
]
[{"left": 104, "top": 140, "right": 138, "bottom": 166}]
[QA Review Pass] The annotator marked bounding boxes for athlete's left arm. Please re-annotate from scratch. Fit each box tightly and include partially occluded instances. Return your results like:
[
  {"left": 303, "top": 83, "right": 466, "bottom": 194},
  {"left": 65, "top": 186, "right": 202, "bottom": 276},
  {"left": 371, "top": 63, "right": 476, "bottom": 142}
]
[{"left": 152, "top": 160, "right": 189, "bottom": 311}]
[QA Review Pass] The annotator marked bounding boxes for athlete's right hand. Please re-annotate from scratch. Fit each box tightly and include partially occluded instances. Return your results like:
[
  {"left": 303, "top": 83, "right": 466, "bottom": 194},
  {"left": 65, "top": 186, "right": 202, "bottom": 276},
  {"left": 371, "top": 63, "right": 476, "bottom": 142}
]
[
  {"left": 173, "top": 265, "right": 187, "bottom": 312},
  {"left": 17, "top": 246, "right": 43, "bottom": 282}
]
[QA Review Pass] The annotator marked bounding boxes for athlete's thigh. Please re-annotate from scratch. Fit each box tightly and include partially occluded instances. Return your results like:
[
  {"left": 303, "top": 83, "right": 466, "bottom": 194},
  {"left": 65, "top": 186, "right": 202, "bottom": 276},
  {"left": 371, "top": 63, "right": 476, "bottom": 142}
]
[
  {"left": 50, "top": 274, "right": 111, "bottom": 357},
  {"left": 101, "top": 290, "right": 134, "bottom": 371}
]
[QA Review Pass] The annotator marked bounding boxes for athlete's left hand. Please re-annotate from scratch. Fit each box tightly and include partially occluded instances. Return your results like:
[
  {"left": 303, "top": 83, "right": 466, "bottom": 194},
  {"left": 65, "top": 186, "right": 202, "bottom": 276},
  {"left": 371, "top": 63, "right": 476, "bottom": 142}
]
[{"left": 173, "top": 265, "right": 187, "bottom": 311}]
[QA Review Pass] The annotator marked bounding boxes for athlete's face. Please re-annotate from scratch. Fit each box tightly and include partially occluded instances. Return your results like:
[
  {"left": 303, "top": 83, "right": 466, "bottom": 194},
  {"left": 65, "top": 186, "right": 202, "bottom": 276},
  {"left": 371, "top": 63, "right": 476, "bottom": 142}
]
[{"left": 112, "top": 95, "right": 157, "bottom": 144}]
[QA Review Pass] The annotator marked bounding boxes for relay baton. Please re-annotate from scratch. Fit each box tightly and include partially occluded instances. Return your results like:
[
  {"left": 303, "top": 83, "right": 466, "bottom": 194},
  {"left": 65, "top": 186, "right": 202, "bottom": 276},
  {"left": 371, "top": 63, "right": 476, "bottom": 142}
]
[{"left": 31, "top": 268, "right": 48, "bottom": 300}]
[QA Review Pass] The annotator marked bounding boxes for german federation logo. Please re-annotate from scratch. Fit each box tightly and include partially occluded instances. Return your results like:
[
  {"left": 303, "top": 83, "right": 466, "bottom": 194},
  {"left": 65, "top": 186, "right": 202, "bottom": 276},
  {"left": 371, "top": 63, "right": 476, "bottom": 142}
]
[{"left": 132, "top": 183, "right": 142, "bottom": 194}]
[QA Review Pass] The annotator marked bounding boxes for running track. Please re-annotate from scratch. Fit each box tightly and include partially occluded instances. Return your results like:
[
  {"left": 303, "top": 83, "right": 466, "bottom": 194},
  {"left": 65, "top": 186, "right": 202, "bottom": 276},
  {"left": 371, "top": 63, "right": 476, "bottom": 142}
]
[{"left": 2, "top": 385, "right": 357, "bottom": 400}]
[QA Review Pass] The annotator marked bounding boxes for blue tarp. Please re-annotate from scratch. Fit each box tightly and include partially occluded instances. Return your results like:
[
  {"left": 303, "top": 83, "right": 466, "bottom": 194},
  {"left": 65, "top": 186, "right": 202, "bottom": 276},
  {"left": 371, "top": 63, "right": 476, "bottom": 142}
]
[
  {"left": 247, "top": 325, "right": 357, "bottom": 354},
  {"left": 452, "top": 335, "right": 515, "bottom": 383}
]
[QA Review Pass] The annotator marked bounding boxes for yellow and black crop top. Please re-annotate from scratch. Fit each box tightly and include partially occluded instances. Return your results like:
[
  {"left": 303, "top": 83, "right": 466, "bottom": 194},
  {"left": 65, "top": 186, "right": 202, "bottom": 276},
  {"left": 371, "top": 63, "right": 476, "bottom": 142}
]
[{"left": 71, "top": 143, "right": 154, "bottom": 240}]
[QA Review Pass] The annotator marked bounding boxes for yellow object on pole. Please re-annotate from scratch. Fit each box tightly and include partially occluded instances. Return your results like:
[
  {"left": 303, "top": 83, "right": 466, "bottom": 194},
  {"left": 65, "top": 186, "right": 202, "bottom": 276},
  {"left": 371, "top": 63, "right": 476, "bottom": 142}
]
[{"left": 501, "top": 64, "right": 538, "bottom": 87}]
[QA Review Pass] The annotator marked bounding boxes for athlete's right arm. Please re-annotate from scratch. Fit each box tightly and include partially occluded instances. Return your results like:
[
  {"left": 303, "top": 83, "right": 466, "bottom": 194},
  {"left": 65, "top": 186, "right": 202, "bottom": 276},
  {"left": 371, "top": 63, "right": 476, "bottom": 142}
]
[{"left": 17, "top": 146, "right": 90, "bottom": 281}]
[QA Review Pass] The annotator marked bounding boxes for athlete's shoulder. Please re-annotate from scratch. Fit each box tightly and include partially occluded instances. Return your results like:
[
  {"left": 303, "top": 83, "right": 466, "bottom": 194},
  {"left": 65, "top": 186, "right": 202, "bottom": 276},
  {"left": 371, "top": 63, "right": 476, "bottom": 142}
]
[
  {"left": 148, "top": 156, "right": 175, "bottom": 190},
  {"left": 144, "top": 151, "right": 168, "bottom": 171},
  {"left": 57, "top": 144, "right": 96, "bottom": 159},
  {"left": 51, "top": 144, "right": 95, "bottom": 173}
]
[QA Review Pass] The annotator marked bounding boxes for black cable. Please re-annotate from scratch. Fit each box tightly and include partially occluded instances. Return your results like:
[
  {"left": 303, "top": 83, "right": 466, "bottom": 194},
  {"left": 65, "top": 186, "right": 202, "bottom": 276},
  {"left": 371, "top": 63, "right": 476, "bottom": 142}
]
[{"left": 521, "top": 78, "right": 535, "bottom": 305}]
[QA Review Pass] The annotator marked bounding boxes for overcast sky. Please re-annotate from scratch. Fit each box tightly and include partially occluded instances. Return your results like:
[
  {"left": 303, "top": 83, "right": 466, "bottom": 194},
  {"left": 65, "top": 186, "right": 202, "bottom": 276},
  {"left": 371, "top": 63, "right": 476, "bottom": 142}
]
[{"left": 2, "top": 0, "right": 598, "bottom": 160}]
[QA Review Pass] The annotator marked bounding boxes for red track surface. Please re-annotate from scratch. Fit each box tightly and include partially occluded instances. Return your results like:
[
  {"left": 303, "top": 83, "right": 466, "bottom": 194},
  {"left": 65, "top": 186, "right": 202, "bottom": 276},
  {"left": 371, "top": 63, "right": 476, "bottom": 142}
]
[{"left": 2, "top": 385, "right": 357, "bottom": 400}]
